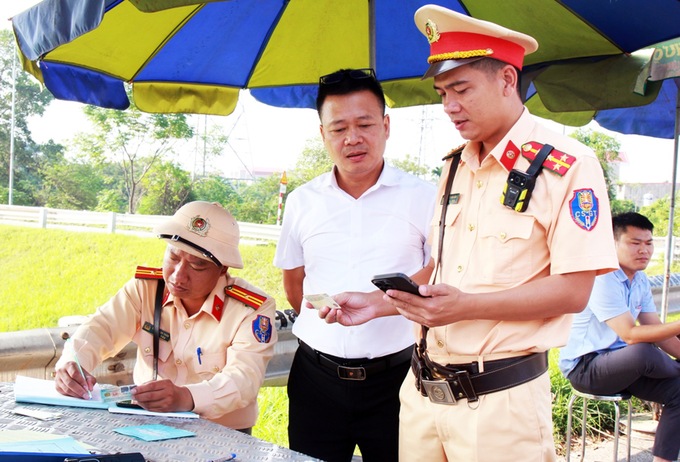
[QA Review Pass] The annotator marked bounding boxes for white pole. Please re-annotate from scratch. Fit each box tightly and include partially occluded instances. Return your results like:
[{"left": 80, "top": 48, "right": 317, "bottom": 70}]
[
  {"left": 8, "top": 44, "right": 17, "bottom": 205},
  {"left": 660, "top": 79, "right": 680, "bottom": 323},
  {"left": 276, "top": 171, "right": 287, "bottom": 226}
]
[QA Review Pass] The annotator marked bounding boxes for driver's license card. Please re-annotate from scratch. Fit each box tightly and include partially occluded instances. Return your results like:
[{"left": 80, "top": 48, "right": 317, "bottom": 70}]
[
  {"left": 100, "top": 384, "right": 137, "bottom": 402},
  {"left": 304, "top": 293, "right": 341, "bottom": 310}
]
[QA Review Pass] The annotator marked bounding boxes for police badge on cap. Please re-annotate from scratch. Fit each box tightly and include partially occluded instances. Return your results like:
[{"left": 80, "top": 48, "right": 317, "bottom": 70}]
[
  {"left": 154, "top": 201, "right": 244, "bottom": 269},
  {"left": 188, "top": 215, "right": 210, "bottom": 237}
]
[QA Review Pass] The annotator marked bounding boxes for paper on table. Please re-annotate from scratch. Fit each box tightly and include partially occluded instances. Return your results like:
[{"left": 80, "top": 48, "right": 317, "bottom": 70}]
[
  {"left": 113, "top": 424, "right": 195, "bottom": 441},
  {"left": 0, "top": 430, "right": 90, "bottom": 454},
  {"left": 14, "top": 375, "right": 109, "bottom": 410},
  {"left": 108, "top": 405, "right": 199, "bottom": 419}
]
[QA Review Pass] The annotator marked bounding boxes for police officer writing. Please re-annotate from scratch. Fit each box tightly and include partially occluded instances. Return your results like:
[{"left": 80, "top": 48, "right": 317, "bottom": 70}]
[
  {"left": 319, "top": 6, "right": 618, "bottom": 461},
  {"left": 55, "top": 201, "right": 277, "bottom": 433}
]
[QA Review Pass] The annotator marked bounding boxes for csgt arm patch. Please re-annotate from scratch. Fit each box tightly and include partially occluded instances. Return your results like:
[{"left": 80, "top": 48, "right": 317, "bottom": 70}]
[
  {"left": 570, "top": 188, "right": 599, "bottom": 231},
  {"left": 252, "top": 315, "right": 273, "bottom": 343}
]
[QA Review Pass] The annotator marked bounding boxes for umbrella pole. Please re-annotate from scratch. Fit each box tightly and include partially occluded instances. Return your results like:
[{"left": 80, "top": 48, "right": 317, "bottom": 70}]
[
  {"left": 660, "top": 79, "right": 680, "bottom": 322},
  {"left": 368, "top": 0, "right": 375, "bottom": 69},
  {"left": 8, "top": 45, "right": 17, "bottom": 206}
]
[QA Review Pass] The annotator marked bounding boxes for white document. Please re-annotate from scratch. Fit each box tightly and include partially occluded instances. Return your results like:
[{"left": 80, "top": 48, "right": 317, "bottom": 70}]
[
  {"left": 14, "top": 375, "right": 199, "bottom": 418},
  {"left": 108, "top": 405, "right": 199, "bottom": 419},
  {"left": 13, "top": 375, "right": 109, "bottom": 410}
]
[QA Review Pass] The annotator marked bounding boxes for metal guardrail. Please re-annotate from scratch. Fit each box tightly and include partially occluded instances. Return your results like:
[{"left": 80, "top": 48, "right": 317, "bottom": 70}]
[
  {"left": 0, "top": 310, "right": 299, "bottom": 387},
  {"left": 2, "top": 203, "right": 679, "bottom": 388},
  {"left": 0, "top": 204, "right": 281, "bottom": 242},
  {"left": 1, "top": 285, "right": 679, "bottom": 388}
]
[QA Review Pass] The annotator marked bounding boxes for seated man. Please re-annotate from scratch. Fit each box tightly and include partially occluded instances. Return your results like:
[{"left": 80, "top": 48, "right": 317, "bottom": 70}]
[
  {"left": 55, "top": 201, "right": 277, "bottom": 433},
  {"left": 559, "top": 212, "right": 680, "bottom": 462}
]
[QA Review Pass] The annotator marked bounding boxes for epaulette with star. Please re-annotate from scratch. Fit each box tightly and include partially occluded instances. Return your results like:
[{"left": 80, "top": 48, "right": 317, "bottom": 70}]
[
  {"left": 226, "top": 284, "right": 267, "bottom": 310},
  {"left": 442, "top": 143, "right": 467, "bottom": 161},
  {"left": 521, "top": 141, "right": 576, "bottom": 176},
  {"left": 135, "top": 266, "right": 163, "bottom": 279}
]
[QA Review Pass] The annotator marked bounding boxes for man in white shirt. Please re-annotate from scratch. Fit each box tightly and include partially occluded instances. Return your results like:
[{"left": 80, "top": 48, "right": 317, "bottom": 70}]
[{"left": 274, "top": 68, "right": 436, "bottom": 462}]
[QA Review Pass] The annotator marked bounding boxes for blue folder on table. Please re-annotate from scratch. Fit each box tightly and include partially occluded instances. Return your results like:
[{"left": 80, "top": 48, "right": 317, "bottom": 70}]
[{"left": 0, "top": 452, "right": 91, "bottom": 461}]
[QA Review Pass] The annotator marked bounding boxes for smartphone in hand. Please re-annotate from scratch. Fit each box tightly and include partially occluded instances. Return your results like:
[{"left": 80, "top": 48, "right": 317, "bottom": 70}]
[{"left": 371, "top": 272, "right": 423, "bottom": 297}]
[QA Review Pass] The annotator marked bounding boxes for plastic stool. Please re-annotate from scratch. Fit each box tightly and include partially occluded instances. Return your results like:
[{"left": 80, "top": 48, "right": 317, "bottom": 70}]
[{"left": 565, "top": 389, "right": 632, "bottom": 462}]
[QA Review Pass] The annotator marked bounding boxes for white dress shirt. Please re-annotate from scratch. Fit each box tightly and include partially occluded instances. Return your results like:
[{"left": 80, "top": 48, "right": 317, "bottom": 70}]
[{"left": 274, "top": 163, "right": 436, "bottom": 358}]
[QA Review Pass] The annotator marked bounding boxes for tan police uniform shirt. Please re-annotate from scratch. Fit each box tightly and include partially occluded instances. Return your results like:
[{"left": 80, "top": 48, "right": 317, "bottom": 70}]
[
  {"left": 426, "top": 109, "right": 618, "bottom": 362},
  {"left": 58, "top": 274, "right": 277, "bottom": 429}
]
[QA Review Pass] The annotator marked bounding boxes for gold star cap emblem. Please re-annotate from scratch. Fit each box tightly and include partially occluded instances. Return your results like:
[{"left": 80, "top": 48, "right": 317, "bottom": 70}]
[
  {"left": 188, "top": 215, "right": 210, "bottom": 237},
  {"left": 425, "top": 19, "right": 440, "bottom": 43}
]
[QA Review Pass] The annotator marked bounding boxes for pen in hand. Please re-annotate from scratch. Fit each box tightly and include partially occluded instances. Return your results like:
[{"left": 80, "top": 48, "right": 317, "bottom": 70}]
[{"left": 67, "top": 337, "right": 92, "bottom": 400}]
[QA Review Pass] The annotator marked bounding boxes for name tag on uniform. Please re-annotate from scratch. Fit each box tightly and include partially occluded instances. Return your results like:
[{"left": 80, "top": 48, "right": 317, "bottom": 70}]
[
  {"left": 442, "top": 193, "right": 460, "bottom": 205},
  {"left": 142, "top": 321, "right": 171, "bottom": 341}
]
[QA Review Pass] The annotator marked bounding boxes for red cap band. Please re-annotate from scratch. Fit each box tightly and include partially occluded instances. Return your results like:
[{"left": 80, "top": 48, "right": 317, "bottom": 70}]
[{"left": 429, "top": 32, "right": 526, "bottom": 70}]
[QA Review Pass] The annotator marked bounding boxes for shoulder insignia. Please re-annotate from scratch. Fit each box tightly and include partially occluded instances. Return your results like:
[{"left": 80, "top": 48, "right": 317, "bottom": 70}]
[
  {"left": 226, "top": 284, "right": 267, "bottom": 310},
  {"left": 135, "top": 266, "right": 163, "bottom": 279},
  {"left": 521, "top": 141, "right": 576, "bottom": 176},
  {"left": 442, "top": 142, "right": 467, "bottom": 161}
]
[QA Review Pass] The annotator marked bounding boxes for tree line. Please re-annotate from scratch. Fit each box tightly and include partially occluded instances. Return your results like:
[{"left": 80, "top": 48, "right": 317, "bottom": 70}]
[
  {"left": 0, "top": 29, "right": 313, "bottom": 222},
  {"left": 0, "top": 28, "right": 440, "bottom": 224}
]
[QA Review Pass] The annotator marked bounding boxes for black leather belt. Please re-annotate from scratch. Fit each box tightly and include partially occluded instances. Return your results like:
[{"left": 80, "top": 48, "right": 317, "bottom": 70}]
[
  {"left": 298, "top": 340, "right": 413, "bottom": 381},
  {"left": 411, "top": 349, "right": 548, "bottom": 404}
]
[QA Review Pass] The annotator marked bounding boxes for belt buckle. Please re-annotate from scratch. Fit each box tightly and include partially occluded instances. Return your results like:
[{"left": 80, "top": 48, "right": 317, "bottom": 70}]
[
  {"left": 421, "top": 379, "right": 457, "bottom": 405},
  {"left": 337, "top": 365, "right": 366, "bottom": 381}
]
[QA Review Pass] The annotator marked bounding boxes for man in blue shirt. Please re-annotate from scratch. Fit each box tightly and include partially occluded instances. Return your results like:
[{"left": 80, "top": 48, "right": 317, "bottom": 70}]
[{"left": 559, "top": 212, "right": 680, "bottom": 462}]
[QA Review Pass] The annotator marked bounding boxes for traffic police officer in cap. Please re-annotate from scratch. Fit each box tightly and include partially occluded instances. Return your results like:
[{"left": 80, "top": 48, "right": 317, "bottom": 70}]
[
  {"left": 318, "top": 5, "right": 617, "bottom": 461},
  {"left": 56, "top": 201, "right": 277, "bottom": 433}
]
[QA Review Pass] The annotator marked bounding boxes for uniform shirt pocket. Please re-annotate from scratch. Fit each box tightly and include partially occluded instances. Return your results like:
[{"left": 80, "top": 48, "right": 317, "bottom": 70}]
[
  {"left": 137, "top": 330, "right": 173, "bottom": 365},
  {"left": 194, "top": 349, "right": 227, "bottom": 379},
  {"left": 430, "top": 205, "right": 462, "bottom": 261},
  {"left": 430, "top": 204, "right": 462, "bottom": 236},
  {"left": 478, "top": 212, "right": 535, "bottom": 285}
]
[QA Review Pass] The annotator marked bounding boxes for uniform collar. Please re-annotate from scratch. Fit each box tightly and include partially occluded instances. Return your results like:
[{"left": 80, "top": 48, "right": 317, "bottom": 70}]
[
  {"left": 165, "top": 276, "right": 228, "bottom": 321},
  {"left": 461, "top": 107, "right": 536, "bottom": 172},
  {"left": 204, "top": 276, "right": 229, "bottom": 321}
]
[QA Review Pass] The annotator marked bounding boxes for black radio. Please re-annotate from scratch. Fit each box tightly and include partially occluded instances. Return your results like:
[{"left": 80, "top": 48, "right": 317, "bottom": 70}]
[
  {"left": 502, "top": 169, "right": 536, "bottom": 212},
  {"left": 501, "top": 144, "right": 554, "bottom": 213}
]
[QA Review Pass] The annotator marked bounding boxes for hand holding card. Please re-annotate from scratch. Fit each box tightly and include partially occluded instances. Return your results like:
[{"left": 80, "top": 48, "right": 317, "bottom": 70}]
[{"left": 304, "top": 293, "right": 341, "bottom": 310}]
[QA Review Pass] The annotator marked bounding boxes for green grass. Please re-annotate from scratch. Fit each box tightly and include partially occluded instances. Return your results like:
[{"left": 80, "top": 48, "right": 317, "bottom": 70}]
[
  {"left": 0, "top": 225, "right": 292, "bottom": 331},
  {"left": 3, "top": 224, "right": 677, "bottom": 451}
]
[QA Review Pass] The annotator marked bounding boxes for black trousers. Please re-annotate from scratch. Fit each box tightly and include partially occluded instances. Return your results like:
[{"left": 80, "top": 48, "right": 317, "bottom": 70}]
[
  {"left": 568, "top": 343, "right": 680, "bottom": 461},
  {"left": 287, "top": 344, "right": 412, "bottom": 462}
]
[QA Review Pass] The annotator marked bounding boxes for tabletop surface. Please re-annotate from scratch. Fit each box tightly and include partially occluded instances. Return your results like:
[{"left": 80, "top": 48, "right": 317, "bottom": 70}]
[{"left": 0, "top": 382, "right": 320, "bottom": 462}]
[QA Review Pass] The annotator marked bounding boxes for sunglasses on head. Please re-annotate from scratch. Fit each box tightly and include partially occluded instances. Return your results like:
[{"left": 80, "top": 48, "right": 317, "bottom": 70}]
[{"left": 319, "top": 68, "right": 376, "bottom": 86}]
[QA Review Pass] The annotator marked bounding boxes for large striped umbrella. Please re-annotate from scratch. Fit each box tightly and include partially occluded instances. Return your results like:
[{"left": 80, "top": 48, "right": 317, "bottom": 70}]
[
  {"left": 526, "top": 39, "right": 680, "bottom": 140},
  {"left": 10, "top": 0, "right": 680, "bottom": 115}
]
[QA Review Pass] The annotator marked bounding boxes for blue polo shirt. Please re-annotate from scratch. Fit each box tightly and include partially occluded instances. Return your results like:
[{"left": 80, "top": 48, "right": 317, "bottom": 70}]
[{"left": 559, "top": 268, "right": 657, "bottom": 376}]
